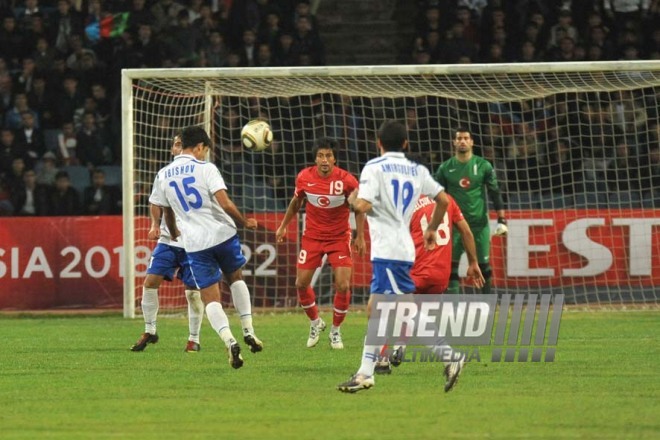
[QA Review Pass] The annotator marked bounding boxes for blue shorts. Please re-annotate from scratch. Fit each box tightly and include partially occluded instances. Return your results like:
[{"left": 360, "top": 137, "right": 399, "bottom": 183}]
[
  {"left": 370, "top": 259, "right": 415, "bottom": 294},
  {"left": 186, "top": 235, "right": 247, "bottom": 289},
  {"left": 147, "top": 243, "right": 195, "bottom": 287}
]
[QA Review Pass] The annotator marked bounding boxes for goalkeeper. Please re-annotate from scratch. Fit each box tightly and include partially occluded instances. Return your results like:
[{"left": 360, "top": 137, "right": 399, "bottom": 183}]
[{"left": 434, "top": 128, "right": 507, "bottom": 294}]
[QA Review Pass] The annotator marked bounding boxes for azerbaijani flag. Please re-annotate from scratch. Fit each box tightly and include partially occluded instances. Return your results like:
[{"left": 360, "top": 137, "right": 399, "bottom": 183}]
[{"left": 85, "top": 12, "right": 130, "bottom": 43}]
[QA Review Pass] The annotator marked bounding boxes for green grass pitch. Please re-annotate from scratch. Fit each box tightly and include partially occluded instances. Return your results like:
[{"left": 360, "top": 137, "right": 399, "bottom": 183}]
[{"left": 0, "top": 309, "right": 658, "bottom": 439}]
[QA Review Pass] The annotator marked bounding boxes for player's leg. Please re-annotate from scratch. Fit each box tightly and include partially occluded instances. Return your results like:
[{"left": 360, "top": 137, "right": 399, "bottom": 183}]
[
  {"left": 296, "top": 268, "right": 326, "bottom": 347},
  {"left": 131, "top": 243, "right": 177, "bottom": 351},
  {"left": 178, "top": 249, "right": 202, "bottom": 352},
  {"left": 296, "top": 236, "right": 326, "bottom": 347},
  {"left": 327, "top": 239, "right": 353, "bottom": 349},
  {"left": 224, "top": 268, "right": 263, "bottom": 353},
  {"left": 338, "top": 261, "right": 414, "bottom": 393},
  {"left": 189, "top": 245, "right": 243, "bottom": 369},
  {"left": 184, "top": 287, "right": 203, "bottom": 352},
  {"left": 426, "top": 338, "right": 466, "bottom": 392},
  {"left": 131, "top": 273, "right": 163, "bottom": 351},
  {"left": 447, "top": 229, "right": 464, "bottom": 294},
  {"left": 474, "top": 226, "right": 493, "bottom": 295}
]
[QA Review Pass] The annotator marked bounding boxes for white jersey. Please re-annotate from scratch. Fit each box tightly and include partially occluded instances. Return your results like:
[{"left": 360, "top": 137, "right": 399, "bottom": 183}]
[
  {"left": 358, "top": 151, "right": 443, "bottom": 263},
  {"left": 148, "top": 175, "right": 184, "bottom": 249},
  {"left": 151, "top": 153, "right": 238, "bottom": 252}
]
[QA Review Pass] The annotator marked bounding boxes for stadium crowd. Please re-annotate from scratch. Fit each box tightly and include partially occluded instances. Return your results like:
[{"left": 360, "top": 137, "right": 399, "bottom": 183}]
[{"left": 0, "top": 0, "right": 659, "bottom": 217}]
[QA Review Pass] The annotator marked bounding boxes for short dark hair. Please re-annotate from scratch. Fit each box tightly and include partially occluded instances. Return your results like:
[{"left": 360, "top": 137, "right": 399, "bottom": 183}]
[
  {"left": 378, "top": 120, "right": 407, "bottom": 151},
  {"left": 181, "top": 125, "right": 211, "bottom": 149},
  {"left": 55, "top": 170, "right": 69, "bottom": 180},
  {"left": 454, "top": 127, "right": 471, "bottom": 137},
  {"left": 313, "top": 137, "right": 339, "bottom": 155}
]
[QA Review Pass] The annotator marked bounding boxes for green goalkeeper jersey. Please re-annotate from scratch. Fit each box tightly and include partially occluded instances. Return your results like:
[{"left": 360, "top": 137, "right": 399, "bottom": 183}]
[{"left": 434, "top": 155, "right": 504, "bottom": 229}]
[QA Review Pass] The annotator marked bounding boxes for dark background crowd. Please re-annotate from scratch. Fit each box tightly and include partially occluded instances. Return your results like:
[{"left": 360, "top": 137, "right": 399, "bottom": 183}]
[{"left": 0, "top": 0, "right": 659, "bottom": 217}]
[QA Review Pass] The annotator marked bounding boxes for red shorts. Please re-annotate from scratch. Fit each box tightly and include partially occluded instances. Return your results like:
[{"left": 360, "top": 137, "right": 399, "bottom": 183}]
[
  {"left": 297, "top": 235, "right": 352, "bottom": 270},
  {"left": 411, "top": 272, "right": 448, "bottom": 295}
]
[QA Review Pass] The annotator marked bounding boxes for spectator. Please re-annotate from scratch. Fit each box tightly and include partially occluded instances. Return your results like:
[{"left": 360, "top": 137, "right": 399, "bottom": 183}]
[
  {"left": 165, "top": 9, "right": 203, "bottom": 67},
  {"left": 13, "top": 57, "right": 37, "bottom": 94},
  {"left": 82, "top": 167, "right": 121, "bottom": 215},
  {"left": 639, "top": 147, "right": 660, "bottom": 200},
  {"left": 55, "top": 75, "right": 84, "bottom": 127},
  {"left": 65, "top": 34, "right": 98, "bottom": 71},
  {"left": 127, "top": 0, "right": 155, "bottom": 33},
  {"left": 0, "top": 73, "right": 12, "bottom": 115},
  {"left": 57, "top": 121, "right": 78, "bottom": 165},
  {"left": 255, "top": 43, "right": 275, "bottom": 67},
  {"left": 291, "top": 16, "right": 325, "bottom": 65},
  {"left": 10, "top": 168, "right": 49, "bottom": 216},
  {"left": 76, "top": 111, "right": 109, "bottom": 168},
  {"left": 541, "top": 138, "right": 585, "bottom": 195},
  {"left": 5, "top": 156, "right": 27, "bottom": 191},
  {"left": 200, "top": 30, "right": 229, "bottom": 67},
  {"left": 49, "top": 0, "right": 84, "bottom": 54},
  {"left": 36, "top": 151, "right": 59, "bottom": 185},
  {"left": 516, "top": 40, "right": 541, "bottom": 62},
  {"left": 605, "top": 139, "right": 639, "bottom": 194},
  {"left": 134, "top": 23, "right": 165, "bottom": 68},
  {"left": 47, "top": 169, "right": 81, "bottom": 215},
  {"left": 0, "top": 127, "right": 17, "bottom": 174},
  {"left": 4, "top": 93, "right": 39, "bottom": 130},
  {"left": 14, "top": 110, "right": 46, "bottom": 159},
  {"left": 274, "top": 32, "right": 297, "bottom": 66},
  {"left": 192, "top": 3, "right": 221, "bottom": 39},
  {"left": 258, "top": 10, "right": 283, "bottom": 48},
  {"left": 27, "top": 76, "right": 56, "bottom": 131},
  {"left": 0, "top": 15, "right": 27, "bottom": 68},
  {"left": 23, "top": 13, "right": 49, "bottom": 54},
  {"left": 237, "top": 28, "right": 258, "bottom": 67},
  {"left": 548, "top": 9, "right": 579, "bottom": 49},
  {"left": 150, "top": 0, "right": 186, "bottom": 34}
]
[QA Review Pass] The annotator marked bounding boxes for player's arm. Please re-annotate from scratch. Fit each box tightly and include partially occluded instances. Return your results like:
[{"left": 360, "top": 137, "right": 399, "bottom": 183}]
[
  {"left": 455, "top": 218, "right": 485, "bottom": 288},
  {"left": 148, "top": 203, "right": 162, "bottom": 240},
  {"left": 484, "top": 165, "right": 507, "bottom": 236},
  {"left": 276, "top": 195, "right": 303, "bottom": 243},
  {"left": 424, "top": 190, "right": 449, "bottom": 250},
  {"left": 162, "top": 207, "right": 179, "bottom": 241},
  {"left": 347, "top": 188, "right": 372, "bottom": 214},
  {"left": 353, "top": 211, "right": 366, "bottom": 257},
  {"left": 214, "top": 189, "right": 258, "bottom": 230}
]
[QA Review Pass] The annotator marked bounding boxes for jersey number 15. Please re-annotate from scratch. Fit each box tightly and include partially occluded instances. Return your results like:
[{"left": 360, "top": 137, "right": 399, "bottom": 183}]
[{"left": 169, "top": 177, "right": 202, "bottom": 212}]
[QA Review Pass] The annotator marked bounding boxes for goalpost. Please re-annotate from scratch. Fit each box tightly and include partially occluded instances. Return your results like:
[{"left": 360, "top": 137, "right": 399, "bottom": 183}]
[{"left": 122, "top": 61, "right": 660, "bottom": 318}]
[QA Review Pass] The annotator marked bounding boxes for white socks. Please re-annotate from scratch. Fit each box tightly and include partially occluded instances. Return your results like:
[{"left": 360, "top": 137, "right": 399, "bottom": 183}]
[
  {"left": 356, "top": 337, "right": 381, "bottom": 377},
  {"left": 205, "top": 301, "right": 236, "bottom": 348},
  {"left": 141, "top": 287, "right": 159, "bottom": 334},
  {"left": 185, "top": 290, "right": 204, "bottom": 343},
  {"left": 230, "top": 280, "right": 254, "bottom": 336}
]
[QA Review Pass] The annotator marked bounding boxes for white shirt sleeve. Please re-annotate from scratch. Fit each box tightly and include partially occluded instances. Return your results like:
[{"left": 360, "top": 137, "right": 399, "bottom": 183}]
[
  {"left": 206, "top": 164, "right": 227, "bottom": 195},
  {"left": 149, "top": 172, "right": 170, "bottom": 207},
  {"left": 420, "top": 166, "right": 443, "bottom": 199},
  {"left": 357, "top": 164, "right": 378, "bottom": 204}
]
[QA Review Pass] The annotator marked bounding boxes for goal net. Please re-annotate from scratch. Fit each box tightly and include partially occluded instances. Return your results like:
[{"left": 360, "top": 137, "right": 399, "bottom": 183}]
[{"left": 122, "top": 62, "right": 660, "bottom": 317}]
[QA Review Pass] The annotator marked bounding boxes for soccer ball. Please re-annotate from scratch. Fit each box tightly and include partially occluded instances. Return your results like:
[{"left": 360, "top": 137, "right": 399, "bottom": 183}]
[{"left": 241, "top": 120, "right": 273, "bottom": 151}]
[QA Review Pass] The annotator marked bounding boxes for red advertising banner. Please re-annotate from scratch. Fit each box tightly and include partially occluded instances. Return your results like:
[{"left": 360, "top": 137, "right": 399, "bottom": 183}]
[
  {"left": 1, "top": 209, "right": 659, "bottom": 310},
  {"left": 0, "top": 216, "right": 124, "bottom": 309}
]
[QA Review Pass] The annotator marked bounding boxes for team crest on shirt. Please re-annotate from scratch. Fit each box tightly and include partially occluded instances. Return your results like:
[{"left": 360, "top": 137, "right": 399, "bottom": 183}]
[
  {"left": 306, "top": 193, "right": 345, "bottom": 208},
  {"left": 459, "top": 177, "right": 471, "bottom": 188}
]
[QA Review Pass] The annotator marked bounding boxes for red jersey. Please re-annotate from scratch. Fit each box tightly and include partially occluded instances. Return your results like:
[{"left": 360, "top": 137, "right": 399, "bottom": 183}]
[
  {"left": 294, "top": 165, "right": 358, "bottom": 241},
  {"left": 410, "top": 195, "right": 464, "bottom": 293}
]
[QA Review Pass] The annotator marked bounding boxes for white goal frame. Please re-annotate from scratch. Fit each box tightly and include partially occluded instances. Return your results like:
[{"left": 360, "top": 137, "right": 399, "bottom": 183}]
[{"left": 122, "top": 61, "right": 660, "bottom": 317}]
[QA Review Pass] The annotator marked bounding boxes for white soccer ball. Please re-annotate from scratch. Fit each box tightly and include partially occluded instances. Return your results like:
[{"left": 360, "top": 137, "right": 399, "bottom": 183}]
[{"left": 241, "top": 120, "right": 273, "bottom": 151}]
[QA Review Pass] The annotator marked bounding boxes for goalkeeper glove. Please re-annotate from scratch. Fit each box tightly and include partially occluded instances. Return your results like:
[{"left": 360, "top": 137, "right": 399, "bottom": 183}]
[{"left": 494, "top": 217, "right": 508, "bottom": 237}]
